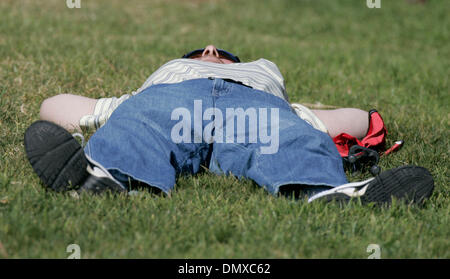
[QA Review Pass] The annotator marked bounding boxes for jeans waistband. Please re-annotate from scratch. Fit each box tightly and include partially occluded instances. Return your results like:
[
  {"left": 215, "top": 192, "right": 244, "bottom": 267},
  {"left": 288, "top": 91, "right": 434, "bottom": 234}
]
[{"left": 208, "top": 77, "right": 253, "bottom": 89}]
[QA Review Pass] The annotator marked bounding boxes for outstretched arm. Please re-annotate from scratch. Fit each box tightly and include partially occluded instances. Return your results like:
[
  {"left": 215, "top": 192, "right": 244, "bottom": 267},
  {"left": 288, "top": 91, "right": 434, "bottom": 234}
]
[
  {"left": 291, "top": 103, "right": 369, "bottom": 139},
  {"left": 39, "top": 94, "right": 97, "bottom": 132},
  {"left": 312, "top": 108, "right": 369, "bottom": 139},
  {"left": 40, "top": 93, "right": 132, "bottom": 132}
]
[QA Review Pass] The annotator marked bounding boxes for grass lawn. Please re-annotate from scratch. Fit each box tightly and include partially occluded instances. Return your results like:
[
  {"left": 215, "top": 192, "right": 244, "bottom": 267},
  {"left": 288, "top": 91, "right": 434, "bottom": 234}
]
[{"left": 0, "top": 0, "right": 448, "bottom": 258}]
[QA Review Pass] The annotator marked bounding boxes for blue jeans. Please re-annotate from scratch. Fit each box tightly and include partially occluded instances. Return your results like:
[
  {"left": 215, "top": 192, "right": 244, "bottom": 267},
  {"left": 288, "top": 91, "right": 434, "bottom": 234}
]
[{"left": 84, "top": 78, "right": 348, "bottom": 194}]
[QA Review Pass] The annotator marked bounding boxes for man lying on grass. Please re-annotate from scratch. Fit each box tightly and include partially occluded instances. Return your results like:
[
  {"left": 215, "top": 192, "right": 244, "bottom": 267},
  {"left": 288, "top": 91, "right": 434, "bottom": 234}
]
[{"left": 24, "top": 45, "right": 434, "bottom": 204}]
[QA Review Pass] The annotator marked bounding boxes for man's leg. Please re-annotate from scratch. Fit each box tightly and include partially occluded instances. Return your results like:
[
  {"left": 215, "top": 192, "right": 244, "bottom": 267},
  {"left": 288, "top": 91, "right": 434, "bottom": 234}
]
[
  {"left": 209, "top": 79, "right": 348, "bottom": 195},
  {"left": 306, "top": 165, "right": 434, "bottom": 204},
  {"left": 83, "top": 80, "right": 214, "bottom": 193},
  {"left": 26, "top": 79, "right": 216, "bottom": 194},
  {"left": 209, "top": 80, "right": 434, "bottom": 205},
  {"left": 24, "top": 120, "right": 126, "bottom": 193}
]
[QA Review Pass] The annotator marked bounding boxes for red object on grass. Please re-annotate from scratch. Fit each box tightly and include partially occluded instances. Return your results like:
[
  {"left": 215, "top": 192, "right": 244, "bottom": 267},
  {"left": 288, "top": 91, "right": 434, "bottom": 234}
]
[
  {"left": 333, "top": 110, "right": 388, "bottom": 157},
  {"left": 384, "top": 140, "right": 404, "bottom": 155}
]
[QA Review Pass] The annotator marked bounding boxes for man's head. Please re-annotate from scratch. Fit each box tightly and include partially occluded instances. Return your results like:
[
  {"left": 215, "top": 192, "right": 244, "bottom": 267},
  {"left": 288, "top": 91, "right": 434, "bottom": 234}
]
[{"left": 182, "top": 45, "right": 240, "bottom": 64}]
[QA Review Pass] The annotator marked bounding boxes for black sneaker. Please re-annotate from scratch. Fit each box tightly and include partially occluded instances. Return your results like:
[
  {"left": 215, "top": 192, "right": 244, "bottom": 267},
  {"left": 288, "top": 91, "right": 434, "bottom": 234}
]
[
  {"left": 308, "top": 165, "right": 434, "bottom": 205},
  {"left": 24, "top": 120, "right": 126, "bottom": 194}
]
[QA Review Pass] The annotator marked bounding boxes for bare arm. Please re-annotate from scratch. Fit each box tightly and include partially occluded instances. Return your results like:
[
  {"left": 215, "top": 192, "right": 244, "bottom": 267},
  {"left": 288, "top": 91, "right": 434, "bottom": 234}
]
[
  {"left": 291, "top": 103, "right": 369, "bottom": 139},
  {"left": 39, "top": 94, "right": 97, "bottom": 132},
  {"left": 312, "top": 108, "right": 369, "bottom": 139}
]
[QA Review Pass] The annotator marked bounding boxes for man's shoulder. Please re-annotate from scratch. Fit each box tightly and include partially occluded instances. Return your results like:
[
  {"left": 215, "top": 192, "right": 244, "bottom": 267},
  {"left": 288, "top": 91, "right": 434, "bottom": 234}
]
[
  {"left": 251, "top": 58, "right": 277, "bottom": 65},
  {"left": 245, "top": 58, "right": 281, "bottom": 70}
]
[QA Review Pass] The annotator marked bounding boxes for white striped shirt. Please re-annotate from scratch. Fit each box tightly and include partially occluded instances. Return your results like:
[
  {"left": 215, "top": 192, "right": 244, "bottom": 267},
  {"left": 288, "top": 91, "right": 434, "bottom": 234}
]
[{"left": 80, "top": 58, "right": 288, "bottom": 130}]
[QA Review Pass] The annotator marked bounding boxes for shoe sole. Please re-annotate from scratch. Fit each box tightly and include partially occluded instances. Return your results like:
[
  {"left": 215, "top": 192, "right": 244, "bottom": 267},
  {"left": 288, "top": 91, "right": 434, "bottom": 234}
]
[
  {"left": 321, "top": 165, "right": 434, "bottom": 205},
  {"left": 24, "top": 120, "right": 88, "bottom": 191}
]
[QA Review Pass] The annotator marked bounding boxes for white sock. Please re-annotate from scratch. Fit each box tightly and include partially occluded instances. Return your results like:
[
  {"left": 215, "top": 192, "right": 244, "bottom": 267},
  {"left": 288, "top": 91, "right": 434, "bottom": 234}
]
[
  {"left": 308, "top": 177, "right": 375, "bottom": 203},
  {"left": 87, "top": 165, "right": 109, "bottom": 178},
  {"left": 84, "top": 154, "right": 128, "bottom": 191}
]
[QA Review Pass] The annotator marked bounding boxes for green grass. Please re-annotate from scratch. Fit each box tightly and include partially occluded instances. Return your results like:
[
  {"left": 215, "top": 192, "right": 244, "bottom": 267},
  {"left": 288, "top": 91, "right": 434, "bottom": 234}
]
[{"left": 0, "top": 0, "right": 449, "bottom": 258}]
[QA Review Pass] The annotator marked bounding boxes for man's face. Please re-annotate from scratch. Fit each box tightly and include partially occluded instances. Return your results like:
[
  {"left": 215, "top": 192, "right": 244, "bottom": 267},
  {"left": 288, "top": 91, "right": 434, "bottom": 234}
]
[{"left": 189, "top": 45, "right": 236, "bottom": 64}]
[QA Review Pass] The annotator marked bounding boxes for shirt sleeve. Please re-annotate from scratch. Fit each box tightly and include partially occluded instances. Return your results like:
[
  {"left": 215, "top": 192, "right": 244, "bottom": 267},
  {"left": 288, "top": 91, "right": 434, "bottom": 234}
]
[{"left": 79, "top": 93, "right": 132, "bottom": 130}]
